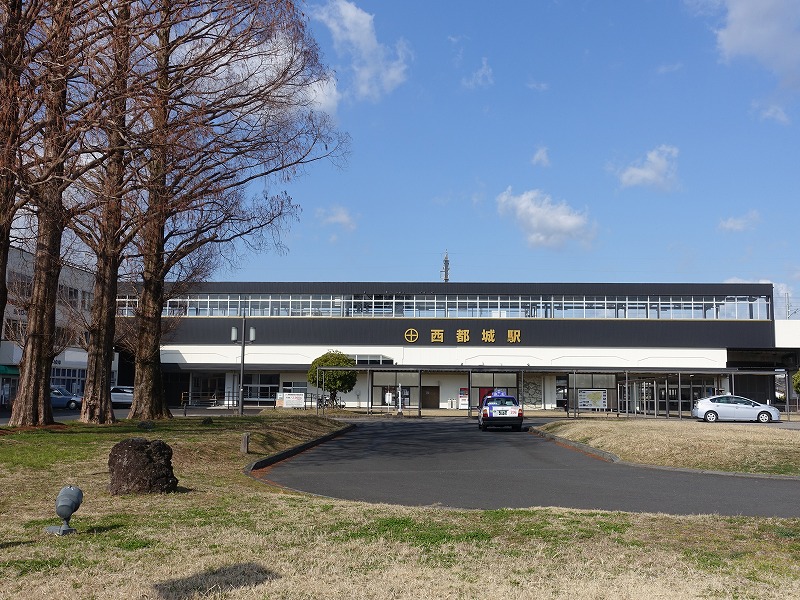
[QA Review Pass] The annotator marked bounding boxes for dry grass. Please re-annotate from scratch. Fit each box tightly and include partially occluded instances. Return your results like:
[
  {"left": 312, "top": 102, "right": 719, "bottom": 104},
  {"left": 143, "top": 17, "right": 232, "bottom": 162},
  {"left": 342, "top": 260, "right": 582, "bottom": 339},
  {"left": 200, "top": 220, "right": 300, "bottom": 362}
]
[
  {"left": 1, "top": 413, "right": 799, "bottom": 599},
  {"left": 538, "top": 418, "right": 800, "bottom": 475}
]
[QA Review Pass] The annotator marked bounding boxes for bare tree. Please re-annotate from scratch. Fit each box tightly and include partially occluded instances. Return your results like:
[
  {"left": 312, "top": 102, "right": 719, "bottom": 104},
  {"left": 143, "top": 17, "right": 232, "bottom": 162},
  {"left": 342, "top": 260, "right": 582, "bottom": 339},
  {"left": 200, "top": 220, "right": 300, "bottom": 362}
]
[
  {"left": 0, "top": 0, "right": 39, "bottom": 329},
  {"left": 126, "top": 0, "right": 346, "bottom": 420},
  {"left": 4, "top": 0, "right": 345, "bottom": 426},
  {"left": 9, "top": 0, "right": 106, "bottom": 426},
  {"left": 71, "top": 0, "right": 146, "bottom": 424}
]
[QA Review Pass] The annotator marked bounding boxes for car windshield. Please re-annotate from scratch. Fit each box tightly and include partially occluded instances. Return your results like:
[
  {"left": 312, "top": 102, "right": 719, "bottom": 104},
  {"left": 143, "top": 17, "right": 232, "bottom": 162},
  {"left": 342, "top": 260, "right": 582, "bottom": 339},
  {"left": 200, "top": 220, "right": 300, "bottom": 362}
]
[
  {"left": 487, "top": 398, "right": 516, "bottom": 406},
  {"left": 51, "top": 386, "right": 72, "bottom": 396}
]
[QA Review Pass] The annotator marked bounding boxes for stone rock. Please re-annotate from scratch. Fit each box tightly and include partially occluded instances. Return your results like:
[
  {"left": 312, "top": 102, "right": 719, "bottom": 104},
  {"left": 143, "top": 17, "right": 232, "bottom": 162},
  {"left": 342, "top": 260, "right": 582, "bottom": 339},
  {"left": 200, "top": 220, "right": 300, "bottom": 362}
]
[{"left": 108, "top": 437, "right": 178, "bottom": 495}]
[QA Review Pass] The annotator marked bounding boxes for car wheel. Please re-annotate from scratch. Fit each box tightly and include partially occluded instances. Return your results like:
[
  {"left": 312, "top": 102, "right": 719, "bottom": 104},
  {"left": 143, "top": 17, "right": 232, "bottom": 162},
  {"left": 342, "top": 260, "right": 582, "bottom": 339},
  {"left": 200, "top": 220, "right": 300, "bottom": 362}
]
[
  {"left": 757, "top": 411, "right": 771, "bottom": 423},
  {"left": 703, "top": 411, "right": 718, "bottom": 423},
  {"left": 512, "top": 424, "right": 522, "bottom": 432},
  {"left": 66, "top": 399, "right": 78, "bottom": 410}
]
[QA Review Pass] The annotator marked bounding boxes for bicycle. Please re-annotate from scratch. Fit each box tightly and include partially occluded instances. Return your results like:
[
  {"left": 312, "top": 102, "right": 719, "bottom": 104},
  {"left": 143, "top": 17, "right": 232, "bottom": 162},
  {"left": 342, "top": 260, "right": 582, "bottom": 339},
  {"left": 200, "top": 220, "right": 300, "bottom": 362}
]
[{"left": 319, "top": 396, "right": 346, "bottom": 409}]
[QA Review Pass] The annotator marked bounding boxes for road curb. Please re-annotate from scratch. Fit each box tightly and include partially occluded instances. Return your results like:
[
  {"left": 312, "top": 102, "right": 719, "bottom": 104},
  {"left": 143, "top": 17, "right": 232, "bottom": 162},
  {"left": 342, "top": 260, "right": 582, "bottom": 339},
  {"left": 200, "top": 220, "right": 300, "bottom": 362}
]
[
  {"left": 243, "top": 422, "right": 356, "bottom": 476},
  {"left": 529, "top": 426, "right": 621, "bottom": 463}
]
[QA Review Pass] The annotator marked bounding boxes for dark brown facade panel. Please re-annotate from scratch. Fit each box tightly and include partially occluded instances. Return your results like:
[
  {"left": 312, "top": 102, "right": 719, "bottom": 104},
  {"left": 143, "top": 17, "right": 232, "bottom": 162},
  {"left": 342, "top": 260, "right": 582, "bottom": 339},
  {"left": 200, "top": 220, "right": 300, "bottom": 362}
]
[
  {"left": 165, "top": 317, "right": 775, "bottom": 349},
  {"left": 167, "top": 281, "right": 774, "bottom": 298}
]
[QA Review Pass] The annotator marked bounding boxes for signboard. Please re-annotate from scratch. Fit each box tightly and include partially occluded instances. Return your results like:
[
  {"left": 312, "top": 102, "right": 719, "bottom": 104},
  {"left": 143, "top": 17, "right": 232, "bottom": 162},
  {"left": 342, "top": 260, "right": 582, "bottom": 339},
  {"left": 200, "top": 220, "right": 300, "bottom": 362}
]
[
  {"left": 281, "top": 392, "right": 305, "bottom": 408},
  {"left": 403, "top": 327, "right": 523, "bottom": 345},
  {"left": 578, "top": 389, "right": 607, "bottom": 410}
]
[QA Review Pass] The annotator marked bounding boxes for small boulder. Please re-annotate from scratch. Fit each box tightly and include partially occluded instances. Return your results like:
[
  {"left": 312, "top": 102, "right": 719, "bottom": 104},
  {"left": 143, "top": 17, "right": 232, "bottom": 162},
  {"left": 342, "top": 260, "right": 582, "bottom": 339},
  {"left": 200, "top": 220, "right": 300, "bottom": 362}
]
[{"left": 108, "top": 437, "right": 178, "bottom": 495}]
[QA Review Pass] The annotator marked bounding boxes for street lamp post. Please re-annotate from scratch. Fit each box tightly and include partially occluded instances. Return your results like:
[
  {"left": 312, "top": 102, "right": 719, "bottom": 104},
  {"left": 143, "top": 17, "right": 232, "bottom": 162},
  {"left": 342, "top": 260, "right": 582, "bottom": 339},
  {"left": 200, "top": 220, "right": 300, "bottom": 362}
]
[{"left": 231, "top": 299, "right": 255, "bottom": 416}]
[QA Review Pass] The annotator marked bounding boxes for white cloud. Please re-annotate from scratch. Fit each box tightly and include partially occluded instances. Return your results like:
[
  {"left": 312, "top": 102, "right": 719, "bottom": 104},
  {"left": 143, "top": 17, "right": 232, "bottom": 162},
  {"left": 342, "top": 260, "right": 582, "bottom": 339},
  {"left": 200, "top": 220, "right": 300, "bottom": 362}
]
[
  {"left": 725, "top": 277, "right": 792, "bottom": 303},
  {"left": 617, "top": 145, "right": 680, "bottom": 190},
  {"left": 531, "top": 146, "right": 551, "bottom": 168},
  {"left": 447, "top": 34, "right": 466, "bottom": 67},
  {"left": 310, "top": 77, "right": 342, "bottom": 117},
  {"left": 462, "top": 57, "right": 494, "bottom": 89},
  {"left": 316, "top": 205, "right": 357, "bottom": 232},
  {"left": 755, "top": 102, "right": 791, "bottom": 124},
  {"left": 772, "top": 281, "right": 793, "bottom": 298},
  {"left": 657, "top": 62, "right": 683, "bottom": 75},
  {"left": 312, "top": 0, "right": 411, "bottom": 101},
  {"left": 527, "top": 79, "right": 550, "bottom": 92},
  {"left": 684, "top": 0, "right": 720, "bottom": 14},
  {"left": 713, "top": 0, "right": 800, "bottom": 88},
  {"left": 496, "top": 187, "right": 592, "bottom": 247},
  {"left": 718, "top": 210, "right": 760, "bottom": 231},
  {"left": 725, "top": 276, "right": 787, "bottom": 293}
]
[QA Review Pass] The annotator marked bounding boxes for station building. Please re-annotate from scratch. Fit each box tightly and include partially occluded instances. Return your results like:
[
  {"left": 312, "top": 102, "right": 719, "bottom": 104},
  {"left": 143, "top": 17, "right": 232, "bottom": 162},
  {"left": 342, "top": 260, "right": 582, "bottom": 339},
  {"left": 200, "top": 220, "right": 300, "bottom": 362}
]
[{"left": 117, "top": 281, "right": 800, "bottom": 415}]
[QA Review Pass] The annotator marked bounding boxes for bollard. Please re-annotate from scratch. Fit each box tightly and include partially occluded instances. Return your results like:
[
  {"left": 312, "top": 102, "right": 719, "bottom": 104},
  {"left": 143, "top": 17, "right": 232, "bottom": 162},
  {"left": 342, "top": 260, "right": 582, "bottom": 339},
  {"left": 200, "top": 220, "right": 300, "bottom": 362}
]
[{"left": 241, "top": 432, "right": 250, "bottom": 454}]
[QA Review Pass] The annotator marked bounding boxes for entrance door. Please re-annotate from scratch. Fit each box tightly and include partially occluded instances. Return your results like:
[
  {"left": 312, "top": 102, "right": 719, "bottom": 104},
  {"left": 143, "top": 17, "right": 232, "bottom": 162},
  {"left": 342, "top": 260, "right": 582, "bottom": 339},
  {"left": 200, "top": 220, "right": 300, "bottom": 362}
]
[
  {"left": 421, "top": 386, "right": 439, "bottom": 409},
  {"left": 191, "top": 373, "right": 226, "bottom": 404}
]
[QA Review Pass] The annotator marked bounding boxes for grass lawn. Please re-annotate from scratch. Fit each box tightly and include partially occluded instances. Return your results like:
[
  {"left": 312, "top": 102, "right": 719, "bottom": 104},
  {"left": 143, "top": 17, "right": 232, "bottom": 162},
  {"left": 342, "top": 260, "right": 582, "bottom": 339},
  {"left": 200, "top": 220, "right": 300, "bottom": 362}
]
[
  {"left": 1, "top": 412, "right": 799, "bottom": 599},
  {"left": 537, "top": 417, "right": 800, "bottom": 475}
]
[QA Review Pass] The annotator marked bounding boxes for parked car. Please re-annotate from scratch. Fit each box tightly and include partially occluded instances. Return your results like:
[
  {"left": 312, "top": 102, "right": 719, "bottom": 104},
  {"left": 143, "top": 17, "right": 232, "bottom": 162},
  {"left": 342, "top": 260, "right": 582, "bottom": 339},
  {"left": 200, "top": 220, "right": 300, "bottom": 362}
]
[
  {"left": 478, "top": 390, "right": 524, "bottom": 431},
  {"left": 110, "top": 386, "right": 134, "bottom": 407},
  {"left": 50, "top": 386, "right": 82, "bottom": 410},
  {"left": 691, "top": 394, "right": 781, "bottom": 423}
]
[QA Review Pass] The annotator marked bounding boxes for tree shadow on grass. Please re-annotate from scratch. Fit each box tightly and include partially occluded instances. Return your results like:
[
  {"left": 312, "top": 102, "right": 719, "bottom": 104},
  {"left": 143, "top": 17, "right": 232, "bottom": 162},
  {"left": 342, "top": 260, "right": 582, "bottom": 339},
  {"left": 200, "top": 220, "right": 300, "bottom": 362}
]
[
  {"left": 0, "top": 540, "right": 33, "bottom": 550},
  {"left": 152, "top": 562, "right": 279, "bottom": 599}
]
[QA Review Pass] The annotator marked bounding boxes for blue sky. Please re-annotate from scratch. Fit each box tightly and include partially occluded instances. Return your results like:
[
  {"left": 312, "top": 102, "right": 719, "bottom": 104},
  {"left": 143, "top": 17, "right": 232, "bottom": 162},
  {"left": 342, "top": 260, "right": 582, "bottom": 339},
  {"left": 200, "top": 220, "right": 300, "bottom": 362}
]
[{"left": 228, "top": 0, "right": 800, "bottom": 306}]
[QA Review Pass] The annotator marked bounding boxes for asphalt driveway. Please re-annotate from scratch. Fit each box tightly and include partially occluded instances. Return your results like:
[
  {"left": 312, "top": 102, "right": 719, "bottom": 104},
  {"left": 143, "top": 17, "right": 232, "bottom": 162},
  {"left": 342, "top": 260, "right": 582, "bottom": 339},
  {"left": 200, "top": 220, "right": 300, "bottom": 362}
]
[{"left": 261, "top": 417, "right": 800, "bottom": 517}]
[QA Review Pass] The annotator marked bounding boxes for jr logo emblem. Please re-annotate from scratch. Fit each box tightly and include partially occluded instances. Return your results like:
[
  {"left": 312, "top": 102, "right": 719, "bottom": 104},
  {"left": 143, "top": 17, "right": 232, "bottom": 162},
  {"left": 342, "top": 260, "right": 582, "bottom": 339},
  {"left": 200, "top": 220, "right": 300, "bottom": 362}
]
[{"left": 404, "top": 328, "right": 419, "bottom": 343}]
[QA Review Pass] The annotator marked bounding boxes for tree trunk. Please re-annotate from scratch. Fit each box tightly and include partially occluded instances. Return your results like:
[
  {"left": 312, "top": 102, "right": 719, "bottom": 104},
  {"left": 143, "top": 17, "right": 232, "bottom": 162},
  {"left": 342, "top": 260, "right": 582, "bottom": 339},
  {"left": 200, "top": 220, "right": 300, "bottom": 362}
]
[
  {"left": 79, "top": 0, "right": 131, "bottom": 424},
  {"left": 130, "top": 259, "right": 171, "bottom": 420},
  {"left": 0, "top": 0, "right": 24, "bottom": 321},
  {"left": 0, "top": 223, "right": 11, "bottom": 323},
  {"left": 128, "top": 7, "right": 172, "bottom": 421},
  {"left": 9, "top": 0, "right": 72, "bottom": 427},
  {"left": 80, "top": 249, "right": 119, "bottom": 423},
  {"left": 9, "top": 208, "right": 63, "bottom": 426}
]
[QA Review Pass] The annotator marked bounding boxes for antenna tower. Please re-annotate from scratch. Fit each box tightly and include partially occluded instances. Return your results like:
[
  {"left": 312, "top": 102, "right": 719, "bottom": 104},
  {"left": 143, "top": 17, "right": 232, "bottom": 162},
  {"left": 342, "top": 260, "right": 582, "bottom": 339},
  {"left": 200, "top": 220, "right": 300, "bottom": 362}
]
[{"left": 441, "top": 250, "right": 450, "bottom": 283}]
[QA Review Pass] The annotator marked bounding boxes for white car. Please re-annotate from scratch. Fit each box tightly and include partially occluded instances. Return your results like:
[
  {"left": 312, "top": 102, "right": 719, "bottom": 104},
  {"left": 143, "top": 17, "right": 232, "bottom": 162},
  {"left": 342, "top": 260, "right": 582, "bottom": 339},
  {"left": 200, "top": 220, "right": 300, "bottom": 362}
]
[
  {"left": 691, "top": 395, "right": 780, "bottom": 423},
  {"left": 478, "top": 391, "right": 524, "bottom": 431},
  {"left": 110, "top": 386, "right": 134, "bottom": 407}
]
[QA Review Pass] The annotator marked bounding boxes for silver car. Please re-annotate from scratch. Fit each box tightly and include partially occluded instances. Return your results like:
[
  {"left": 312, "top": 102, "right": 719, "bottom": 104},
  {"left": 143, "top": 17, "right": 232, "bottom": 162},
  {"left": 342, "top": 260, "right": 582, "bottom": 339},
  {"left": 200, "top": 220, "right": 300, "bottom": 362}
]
[
  {"left": 110, "top": 386, "right": 134, "bottom": 407},
  {"left": 50, "top": 386, "right": 82, "bottom": 410},
  {"left": 691, "top": 394, "right": 780, "bottom": 423}
]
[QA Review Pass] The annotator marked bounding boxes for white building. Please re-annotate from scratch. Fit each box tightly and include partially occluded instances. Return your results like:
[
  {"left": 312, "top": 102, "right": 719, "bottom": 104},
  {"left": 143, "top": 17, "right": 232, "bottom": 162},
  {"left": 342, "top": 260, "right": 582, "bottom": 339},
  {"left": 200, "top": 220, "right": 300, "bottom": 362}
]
[{"left": 115, "top": 281, "right": 800, "bottom": 414}]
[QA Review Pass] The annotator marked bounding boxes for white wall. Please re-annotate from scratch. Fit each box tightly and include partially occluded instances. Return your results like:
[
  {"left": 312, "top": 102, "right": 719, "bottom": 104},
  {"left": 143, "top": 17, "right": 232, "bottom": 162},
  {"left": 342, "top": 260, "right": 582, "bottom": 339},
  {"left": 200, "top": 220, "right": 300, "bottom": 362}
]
[
  {"left": 775, "top": 320, "right": 800, "bottom": 349},
  {"left": 161, "top": 344, "right": 730, "bottom": 371},
  {"left": 420, "top": 373, "right": 470, "bottom": 408},
  {"left": 543, "top": 374, "right": 558, "bottom": 409}
]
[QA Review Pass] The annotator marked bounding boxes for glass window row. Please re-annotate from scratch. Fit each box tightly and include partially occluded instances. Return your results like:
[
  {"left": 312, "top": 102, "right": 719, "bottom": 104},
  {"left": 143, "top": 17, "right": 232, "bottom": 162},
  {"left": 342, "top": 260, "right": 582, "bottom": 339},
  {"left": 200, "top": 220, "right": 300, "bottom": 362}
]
[{"left": 116, "top": 293, "right": 772, "bottom": 321}]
